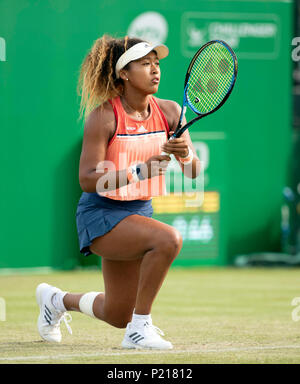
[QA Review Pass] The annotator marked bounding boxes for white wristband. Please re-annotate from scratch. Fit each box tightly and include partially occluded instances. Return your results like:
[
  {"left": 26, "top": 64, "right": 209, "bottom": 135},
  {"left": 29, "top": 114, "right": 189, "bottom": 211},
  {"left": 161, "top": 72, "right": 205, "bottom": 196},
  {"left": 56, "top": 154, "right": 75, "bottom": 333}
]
[{"left": 179, "top": 146, "right": 194, "bottom": 165}]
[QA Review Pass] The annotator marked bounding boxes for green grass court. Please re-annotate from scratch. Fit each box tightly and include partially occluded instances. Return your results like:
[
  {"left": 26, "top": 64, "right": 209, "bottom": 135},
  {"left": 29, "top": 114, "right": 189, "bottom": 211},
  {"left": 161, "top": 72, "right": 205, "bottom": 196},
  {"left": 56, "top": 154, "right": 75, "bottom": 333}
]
[{"left": 1, "top": 267, "right": 300, "bottom": 364}]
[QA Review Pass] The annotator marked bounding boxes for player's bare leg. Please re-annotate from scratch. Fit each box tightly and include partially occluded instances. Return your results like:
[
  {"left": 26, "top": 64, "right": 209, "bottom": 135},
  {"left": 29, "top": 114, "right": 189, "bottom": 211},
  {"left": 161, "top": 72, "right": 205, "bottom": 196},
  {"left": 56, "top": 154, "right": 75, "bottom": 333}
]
[
  {"left": 62, "top": 258, "right": 142, "bottom": 328},
  {"left": 89, "top": 215, "right": 182, "bottom": 315},
  {"left": 89, "top": 214, "right": 182, "bottom": 349},
  {"left": 38, "top": 215, "right": 182, "bottom": 348}
]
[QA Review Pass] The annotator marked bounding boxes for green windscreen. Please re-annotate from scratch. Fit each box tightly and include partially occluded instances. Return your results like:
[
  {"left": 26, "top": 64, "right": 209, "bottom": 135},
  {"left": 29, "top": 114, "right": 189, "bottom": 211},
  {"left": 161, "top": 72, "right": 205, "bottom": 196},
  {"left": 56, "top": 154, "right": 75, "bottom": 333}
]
[{"left": 186, "top": 42, "right": 236, "bottom": 114}]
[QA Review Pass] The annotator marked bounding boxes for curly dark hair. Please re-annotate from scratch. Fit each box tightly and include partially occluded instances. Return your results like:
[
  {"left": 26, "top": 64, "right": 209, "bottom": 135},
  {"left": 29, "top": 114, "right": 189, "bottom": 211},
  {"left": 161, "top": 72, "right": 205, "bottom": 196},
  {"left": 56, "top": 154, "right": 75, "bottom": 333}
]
[{"left": 77, "top": 35, "right": 144, "bottom": 120}]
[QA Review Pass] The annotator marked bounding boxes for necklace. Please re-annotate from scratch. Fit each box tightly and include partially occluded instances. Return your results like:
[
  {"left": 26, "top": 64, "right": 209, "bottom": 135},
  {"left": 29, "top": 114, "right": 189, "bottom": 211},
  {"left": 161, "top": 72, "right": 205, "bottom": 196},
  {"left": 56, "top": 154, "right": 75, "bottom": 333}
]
[{"left": 121, "top": 97, "right": 149, "bottom": 120}]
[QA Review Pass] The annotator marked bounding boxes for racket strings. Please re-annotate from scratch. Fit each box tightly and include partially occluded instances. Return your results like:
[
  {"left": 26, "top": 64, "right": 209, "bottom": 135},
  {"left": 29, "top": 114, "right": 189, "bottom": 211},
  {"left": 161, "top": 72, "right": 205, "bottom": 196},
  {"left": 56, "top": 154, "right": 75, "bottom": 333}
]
[{"left": 187, "top": 42, "right": 235, "bottom": 114}]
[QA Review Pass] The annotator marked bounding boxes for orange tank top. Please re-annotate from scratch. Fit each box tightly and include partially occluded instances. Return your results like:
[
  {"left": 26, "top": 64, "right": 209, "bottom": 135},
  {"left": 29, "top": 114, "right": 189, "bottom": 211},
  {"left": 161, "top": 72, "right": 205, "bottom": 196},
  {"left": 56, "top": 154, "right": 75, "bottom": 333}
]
[{"left": 99, "top": 96, "right": 169, "bottom": 201}]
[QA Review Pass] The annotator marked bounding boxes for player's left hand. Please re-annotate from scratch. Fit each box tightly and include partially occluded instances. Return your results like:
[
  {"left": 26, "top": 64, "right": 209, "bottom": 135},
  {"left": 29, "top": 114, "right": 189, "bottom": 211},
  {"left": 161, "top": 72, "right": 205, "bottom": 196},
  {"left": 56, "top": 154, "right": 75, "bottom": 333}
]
[{"left": 161, "top": 131, "right": 189, "bottom": 158}]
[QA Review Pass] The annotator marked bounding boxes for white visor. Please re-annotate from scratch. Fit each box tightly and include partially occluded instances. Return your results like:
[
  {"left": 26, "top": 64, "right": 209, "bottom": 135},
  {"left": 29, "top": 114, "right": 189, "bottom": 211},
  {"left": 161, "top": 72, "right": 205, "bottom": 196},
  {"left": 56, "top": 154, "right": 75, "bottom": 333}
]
[{"left": 115, "top": 41, "right": 169, "bottom": 79}]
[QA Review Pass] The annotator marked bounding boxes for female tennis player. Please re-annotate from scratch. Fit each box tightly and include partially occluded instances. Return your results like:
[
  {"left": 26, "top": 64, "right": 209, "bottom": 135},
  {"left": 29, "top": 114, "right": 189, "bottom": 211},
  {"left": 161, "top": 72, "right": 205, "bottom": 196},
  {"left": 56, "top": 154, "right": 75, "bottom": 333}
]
[{"left": 36, "top": 35, "right": 200, "bottom": 350}]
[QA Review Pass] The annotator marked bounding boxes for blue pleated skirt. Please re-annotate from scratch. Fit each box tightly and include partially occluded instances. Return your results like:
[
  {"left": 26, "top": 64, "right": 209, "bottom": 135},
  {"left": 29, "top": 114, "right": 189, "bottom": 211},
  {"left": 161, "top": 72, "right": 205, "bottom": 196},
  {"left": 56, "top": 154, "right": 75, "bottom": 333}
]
[{"left": 76, "top": 192, "right": 153, "bottom": 256}]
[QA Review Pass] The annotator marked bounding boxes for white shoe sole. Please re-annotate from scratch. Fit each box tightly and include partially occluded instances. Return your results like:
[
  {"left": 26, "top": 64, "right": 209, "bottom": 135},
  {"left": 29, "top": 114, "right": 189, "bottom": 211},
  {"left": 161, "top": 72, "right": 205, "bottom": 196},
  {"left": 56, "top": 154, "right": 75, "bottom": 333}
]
[{"left": 121, "top": 338, "right": 173, "bottom": 350}]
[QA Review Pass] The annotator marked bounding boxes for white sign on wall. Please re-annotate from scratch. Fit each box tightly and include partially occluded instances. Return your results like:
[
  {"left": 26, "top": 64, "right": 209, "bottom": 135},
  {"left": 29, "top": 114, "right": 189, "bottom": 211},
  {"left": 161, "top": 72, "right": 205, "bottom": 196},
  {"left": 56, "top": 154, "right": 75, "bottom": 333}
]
[
  {"left": 181, "top": 12, "right": 280, "bottom": 60},
  {"left": 127, "top": 12, "right": 168, "bottom": 44}
]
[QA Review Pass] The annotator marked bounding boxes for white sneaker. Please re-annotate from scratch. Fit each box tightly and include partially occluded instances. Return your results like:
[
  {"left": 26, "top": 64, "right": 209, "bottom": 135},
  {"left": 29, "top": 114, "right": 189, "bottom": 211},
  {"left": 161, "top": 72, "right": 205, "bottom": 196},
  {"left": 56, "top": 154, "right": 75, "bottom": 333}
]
[
  {"left": 121, "top": 320, "right": 173, "bottom": 350},
  {"left": 36, "top": 283, "right": 72, "bottom": 343}
]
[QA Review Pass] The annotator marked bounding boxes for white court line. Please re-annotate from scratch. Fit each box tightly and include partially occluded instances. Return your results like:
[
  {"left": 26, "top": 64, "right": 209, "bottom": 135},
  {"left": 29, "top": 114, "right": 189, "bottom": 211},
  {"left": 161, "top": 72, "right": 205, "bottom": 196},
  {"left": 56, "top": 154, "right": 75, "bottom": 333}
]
[{"left": 1, "top": 345, "right": 300, "bottom": 362}]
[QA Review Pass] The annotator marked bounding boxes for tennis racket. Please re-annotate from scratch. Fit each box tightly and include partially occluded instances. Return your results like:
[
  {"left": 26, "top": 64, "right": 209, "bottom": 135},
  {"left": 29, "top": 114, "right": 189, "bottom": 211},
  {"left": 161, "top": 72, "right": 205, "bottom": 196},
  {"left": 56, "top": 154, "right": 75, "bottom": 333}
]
[{"left": 168, "top": 39, "right": 238, "bottom": 141}]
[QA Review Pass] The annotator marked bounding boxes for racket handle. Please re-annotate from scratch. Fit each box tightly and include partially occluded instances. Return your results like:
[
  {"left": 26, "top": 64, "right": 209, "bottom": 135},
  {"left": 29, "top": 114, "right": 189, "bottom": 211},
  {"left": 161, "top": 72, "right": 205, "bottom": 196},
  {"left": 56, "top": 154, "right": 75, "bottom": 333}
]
[{"left": 175, "top": 106, "right": 187, "bottom": 136}]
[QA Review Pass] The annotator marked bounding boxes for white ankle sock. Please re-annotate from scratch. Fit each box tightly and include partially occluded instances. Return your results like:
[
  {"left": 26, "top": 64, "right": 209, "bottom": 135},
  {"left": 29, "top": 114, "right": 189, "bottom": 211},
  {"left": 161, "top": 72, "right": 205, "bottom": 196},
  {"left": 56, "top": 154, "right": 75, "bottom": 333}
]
[
  {"left": 51, "top": 291, "right": 67, "bottom": 312},
  {"left": 132, "top": 312, "right": 152, "bottom": 326}
]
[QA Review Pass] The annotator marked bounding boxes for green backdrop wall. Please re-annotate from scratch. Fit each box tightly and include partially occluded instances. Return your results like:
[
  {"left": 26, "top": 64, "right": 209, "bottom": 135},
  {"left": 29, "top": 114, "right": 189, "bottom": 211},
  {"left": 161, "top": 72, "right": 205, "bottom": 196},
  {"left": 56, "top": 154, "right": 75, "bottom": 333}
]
[{"left": 0, "top": 0, "right": 293, "bottom": 269}]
